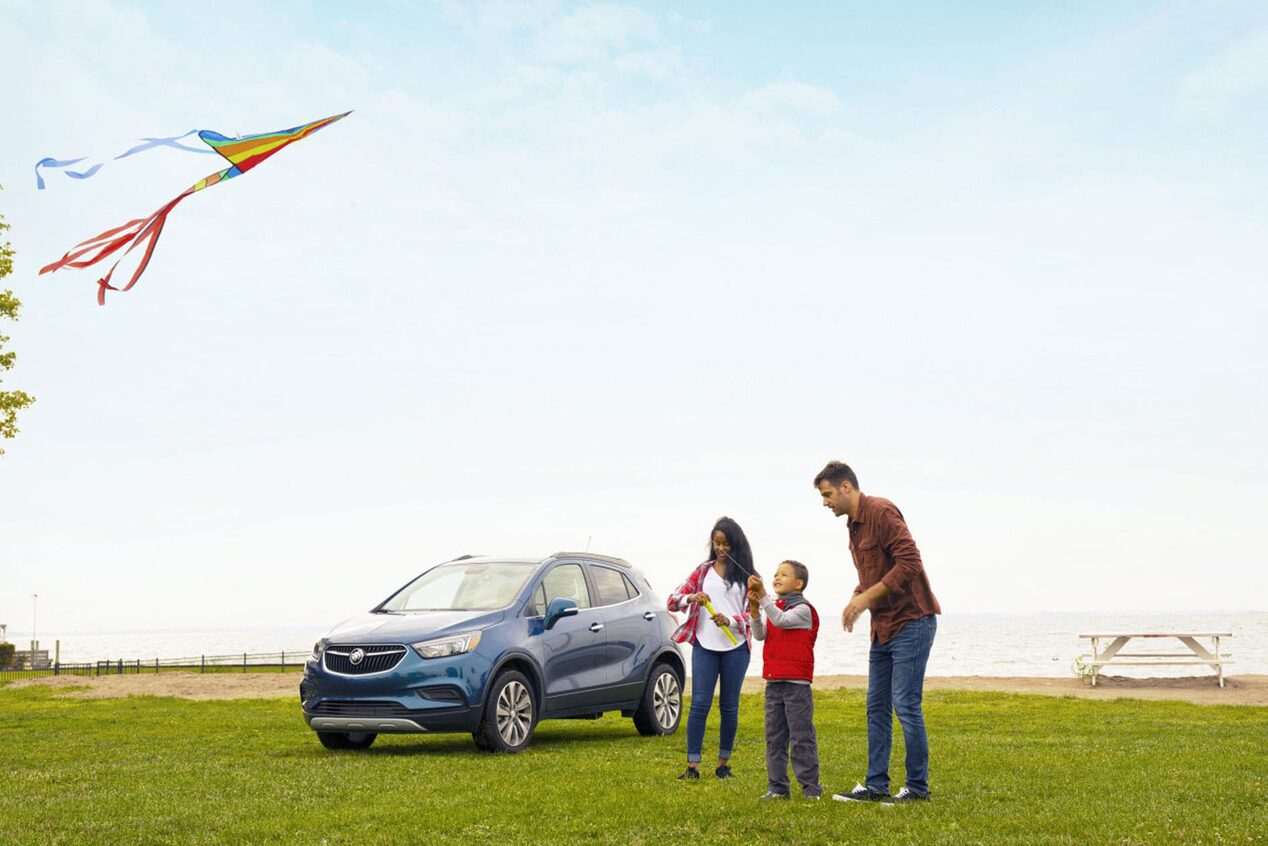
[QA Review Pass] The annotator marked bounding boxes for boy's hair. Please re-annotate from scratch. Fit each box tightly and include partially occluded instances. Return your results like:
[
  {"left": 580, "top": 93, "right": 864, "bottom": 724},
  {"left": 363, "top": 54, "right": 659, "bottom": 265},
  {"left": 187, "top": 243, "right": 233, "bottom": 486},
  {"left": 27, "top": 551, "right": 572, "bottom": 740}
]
[
  {"left": 781, "top": 559, "right": 809, "bottom": 590},
  {"left": 813, "top": 460, "right": 858, "bottom": 490}
]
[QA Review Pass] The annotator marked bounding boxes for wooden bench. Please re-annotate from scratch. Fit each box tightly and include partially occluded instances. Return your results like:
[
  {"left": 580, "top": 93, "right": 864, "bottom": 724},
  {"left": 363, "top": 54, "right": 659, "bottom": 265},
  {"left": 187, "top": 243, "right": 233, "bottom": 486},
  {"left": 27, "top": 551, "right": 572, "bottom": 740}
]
[{"left": 1078, "top": 633, "right": 1232, "bottom": 687}]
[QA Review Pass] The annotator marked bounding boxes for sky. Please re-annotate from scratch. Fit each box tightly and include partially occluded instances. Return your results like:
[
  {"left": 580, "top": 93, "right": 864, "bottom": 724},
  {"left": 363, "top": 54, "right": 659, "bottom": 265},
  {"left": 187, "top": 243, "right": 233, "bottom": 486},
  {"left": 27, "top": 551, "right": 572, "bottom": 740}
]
[{"left": 1, "top": 0, "right": 1266, "bottom": 639}]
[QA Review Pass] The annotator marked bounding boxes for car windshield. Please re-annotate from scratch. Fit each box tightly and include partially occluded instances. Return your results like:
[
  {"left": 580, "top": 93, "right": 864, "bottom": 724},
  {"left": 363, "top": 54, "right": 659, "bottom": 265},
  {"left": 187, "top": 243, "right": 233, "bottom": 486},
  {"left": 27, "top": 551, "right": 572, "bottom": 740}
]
[{"left": 380, "top": 561, "right": 536, "bottom": 612}]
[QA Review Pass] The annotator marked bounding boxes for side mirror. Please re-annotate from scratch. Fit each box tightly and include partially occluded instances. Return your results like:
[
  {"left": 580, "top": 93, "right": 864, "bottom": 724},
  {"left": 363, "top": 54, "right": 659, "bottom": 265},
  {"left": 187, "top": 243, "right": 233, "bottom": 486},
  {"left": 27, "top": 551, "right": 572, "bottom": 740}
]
[{"left": 544, "top": 597, "right": 579, "bottom": 630}]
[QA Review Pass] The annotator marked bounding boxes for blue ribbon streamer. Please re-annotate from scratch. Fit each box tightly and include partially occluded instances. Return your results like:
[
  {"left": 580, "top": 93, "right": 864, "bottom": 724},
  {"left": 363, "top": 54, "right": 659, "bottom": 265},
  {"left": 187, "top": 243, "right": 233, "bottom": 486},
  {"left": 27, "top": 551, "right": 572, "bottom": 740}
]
[{"left": 35, "top": 130, "right": 214, "bottom": 190}]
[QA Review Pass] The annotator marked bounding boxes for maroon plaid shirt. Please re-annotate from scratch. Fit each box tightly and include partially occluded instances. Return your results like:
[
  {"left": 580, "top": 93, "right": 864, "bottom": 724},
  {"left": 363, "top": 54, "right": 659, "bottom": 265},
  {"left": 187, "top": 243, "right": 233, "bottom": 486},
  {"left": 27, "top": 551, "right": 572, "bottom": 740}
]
[{"left": 849, "top": 493, "right": 941, "bottom": 643}]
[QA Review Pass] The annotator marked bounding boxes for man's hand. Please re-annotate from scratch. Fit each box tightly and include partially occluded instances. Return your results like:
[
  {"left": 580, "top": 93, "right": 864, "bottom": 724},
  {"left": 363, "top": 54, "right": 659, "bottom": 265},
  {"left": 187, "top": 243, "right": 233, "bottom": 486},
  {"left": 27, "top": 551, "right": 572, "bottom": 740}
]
[
  {"left": 747, "top": 575, "right": 767, "bottom": 602},
  {"left": 841, "top": 595, "right": 869, "bottom": 633},
  {"left": 710, "top": 612, "right": 730, "bottom": 628}
]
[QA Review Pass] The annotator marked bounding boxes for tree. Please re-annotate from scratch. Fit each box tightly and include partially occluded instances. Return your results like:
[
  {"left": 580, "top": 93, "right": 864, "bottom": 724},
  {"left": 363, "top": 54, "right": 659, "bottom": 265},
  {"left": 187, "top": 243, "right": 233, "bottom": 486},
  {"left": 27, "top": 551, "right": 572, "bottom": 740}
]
[{"left": 0, "top": 186, "right": 34, "bottom": 455}]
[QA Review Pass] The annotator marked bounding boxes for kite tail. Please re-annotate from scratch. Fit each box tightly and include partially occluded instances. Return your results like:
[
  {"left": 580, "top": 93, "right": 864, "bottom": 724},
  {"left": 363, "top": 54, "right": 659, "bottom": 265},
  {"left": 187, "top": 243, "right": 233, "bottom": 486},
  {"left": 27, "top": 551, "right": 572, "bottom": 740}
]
[{"left": 40, "top": 189, "right": 193, "bottom": 306}]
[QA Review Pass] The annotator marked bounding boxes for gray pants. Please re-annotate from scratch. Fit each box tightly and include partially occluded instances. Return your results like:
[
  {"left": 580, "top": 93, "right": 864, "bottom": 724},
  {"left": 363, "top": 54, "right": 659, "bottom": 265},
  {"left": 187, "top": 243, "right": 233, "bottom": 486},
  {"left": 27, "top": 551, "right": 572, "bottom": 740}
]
[{"left": 764, "top": 681, "right": 822, "bottom": 797}]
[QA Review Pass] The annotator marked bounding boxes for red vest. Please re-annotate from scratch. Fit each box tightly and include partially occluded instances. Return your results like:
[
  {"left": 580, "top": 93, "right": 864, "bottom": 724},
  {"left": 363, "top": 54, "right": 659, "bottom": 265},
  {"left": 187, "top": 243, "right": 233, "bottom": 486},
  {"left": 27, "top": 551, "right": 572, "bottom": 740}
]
[{"left": 762, "top": 599, "right": 819, "bottom": 682}]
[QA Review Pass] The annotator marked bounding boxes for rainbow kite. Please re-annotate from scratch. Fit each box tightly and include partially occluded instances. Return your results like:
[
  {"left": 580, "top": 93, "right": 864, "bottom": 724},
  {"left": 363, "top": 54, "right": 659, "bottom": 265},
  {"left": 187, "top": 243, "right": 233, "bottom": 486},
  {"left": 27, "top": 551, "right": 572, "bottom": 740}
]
[{"left": 38, "top": 111, "right": 350, "bottom": 304}]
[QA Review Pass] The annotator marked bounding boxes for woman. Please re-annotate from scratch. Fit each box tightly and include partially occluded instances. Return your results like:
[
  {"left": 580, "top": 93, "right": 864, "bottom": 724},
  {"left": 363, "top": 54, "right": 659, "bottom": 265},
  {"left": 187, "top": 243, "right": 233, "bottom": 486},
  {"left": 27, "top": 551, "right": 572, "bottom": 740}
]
[{"left": 666, "top": 516, "right": 758, "bottom": 780}]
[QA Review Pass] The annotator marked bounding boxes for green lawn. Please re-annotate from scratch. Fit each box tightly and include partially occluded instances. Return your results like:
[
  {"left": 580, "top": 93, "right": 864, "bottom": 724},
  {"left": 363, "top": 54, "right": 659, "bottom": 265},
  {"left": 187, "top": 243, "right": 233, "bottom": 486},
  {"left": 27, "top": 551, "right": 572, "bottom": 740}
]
[{"left": 0, "top": 684, "right": 1262, "bottom": 845}]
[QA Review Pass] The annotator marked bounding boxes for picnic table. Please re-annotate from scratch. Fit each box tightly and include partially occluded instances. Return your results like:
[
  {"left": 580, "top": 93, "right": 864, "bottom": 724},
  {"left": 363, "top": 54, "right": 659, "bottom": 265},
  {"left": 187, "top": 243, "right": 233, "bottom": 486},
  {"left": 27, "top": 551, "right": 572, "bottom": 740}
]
[{"left": 1078, "top": 632, "right": 1233, "bottom": 687}]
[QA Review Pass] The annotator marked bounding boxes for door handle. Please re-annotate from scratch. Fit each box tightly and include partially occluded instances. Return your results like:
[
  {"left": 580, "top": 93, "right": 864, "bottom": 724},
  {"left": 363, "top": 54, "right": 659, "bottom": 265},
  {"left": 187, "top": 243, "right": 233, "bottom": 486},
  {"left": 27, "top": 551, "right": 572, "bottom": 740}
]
[
  {"left": 589, "top": 622, "right": 605, "bottom": 632},
  {"left": 643, "top": 612, "right": 656, "bottom": 621}
]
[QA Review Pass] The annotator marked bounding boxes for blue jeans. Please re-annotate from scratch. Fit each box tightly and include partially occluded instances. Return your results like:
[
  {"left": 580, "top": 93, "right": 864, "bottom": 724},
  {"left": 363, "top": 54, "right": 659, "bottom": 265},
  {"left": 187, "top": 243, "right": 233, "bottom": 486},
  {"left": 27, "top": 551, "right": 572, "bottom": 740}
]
[
  {"left": 686, "top": 640, "right": 750, "bottom": 763},
  {"left": 866, "top": 614, "right": 936, "bottom": 796}
]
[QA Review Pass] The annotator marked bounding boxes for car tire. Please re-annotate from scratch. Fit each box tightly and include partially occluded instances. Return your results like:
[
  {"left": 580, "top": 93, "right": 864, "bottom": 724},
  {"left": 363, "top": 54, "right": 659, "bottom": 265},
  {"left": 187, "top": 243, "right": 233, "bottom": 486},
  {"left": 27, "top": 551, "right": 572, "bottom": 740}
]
[
  {"left": 473, "top": 670, "right": 536, "bottom": 753},
  {"left": 317, "top": 731, "right": 377, "bottom": 750},
  {"left": 633, "top": 662, "right": 682, "bottom": 736}
]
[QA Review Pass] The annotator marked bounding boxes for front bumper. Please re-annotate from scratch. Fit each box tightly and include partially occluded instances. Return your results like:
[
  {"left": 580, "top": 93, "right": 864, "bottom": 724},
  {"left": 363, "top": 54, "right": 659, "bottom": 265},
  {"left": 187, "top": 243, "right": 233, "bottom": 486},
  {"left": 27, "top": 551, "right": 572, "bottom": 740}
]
[
  {"left": 300, "top": 646, "right": 491, "bottom": 734},
  {"left": 306, "top": 716, "right": 432, "bottom": 734}
]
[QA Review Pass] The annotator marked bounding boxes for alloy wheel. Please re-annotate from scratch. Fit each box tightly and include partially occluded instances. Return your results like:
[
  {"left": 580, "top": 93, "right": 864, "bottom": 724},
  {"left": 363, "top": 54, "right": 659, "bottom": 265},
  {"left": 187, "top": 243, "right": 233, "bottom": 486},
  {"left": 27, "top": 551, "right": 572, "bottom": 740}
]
[
  {"left": 653, "top": 671, "right": 681, "bottom": 729},
  {"left": 495, "top": 680, "right": 533, "bottom": 747}
]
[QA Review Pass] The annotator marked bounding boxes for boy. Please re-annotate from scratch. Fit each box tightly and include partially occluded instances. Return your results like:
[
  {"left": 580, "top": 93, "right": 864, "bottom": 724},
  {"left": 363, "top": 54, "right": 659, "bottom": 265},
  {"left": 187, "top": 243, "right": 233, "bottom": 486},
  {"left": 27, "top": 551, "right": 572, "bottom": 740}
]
[{"left": 748, "top": 561, "right": 823, "bottom": 800}]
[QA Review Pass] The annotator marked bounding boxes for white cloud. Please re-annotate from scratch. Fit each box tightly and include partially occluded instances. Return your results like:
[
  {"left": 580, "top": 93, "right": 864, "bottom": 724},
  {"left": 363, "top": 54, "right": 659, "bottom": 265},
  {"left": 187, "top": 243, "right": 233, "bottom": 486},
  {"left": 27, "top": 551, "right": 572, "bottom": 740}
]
[
  {"left": 536, "top": 2, "right": 661, "bottom": 64},
  {"left": 742, "top": 80, "right": 843, "bottom": 118},
  {"left": 1178, "top": 27, "right": 1268, "bottom": 112},
  {"left": 437, "top": 0, "right": 562, "bottom": 33}
]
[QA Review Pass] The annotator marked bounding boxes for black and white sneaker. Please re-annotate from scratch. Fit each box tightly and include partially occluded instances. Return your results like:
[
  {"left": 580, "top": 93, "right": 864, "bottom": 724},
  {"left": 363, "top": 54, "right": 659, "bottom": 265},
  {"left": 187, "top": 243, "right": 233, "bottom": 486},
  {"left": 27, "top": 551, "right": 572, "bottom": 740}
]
[
  {"left": 715, "top": 764, "right": 734, "bottom": 779},
  {"left": 677, "top": 767, "right": 700, "bottom": 780},
  {"left": 758, "top": 790, "right": 790, "bottom": 799},
  {"left": 883, "top": 787, "right": 930, "bottom": 805},
  {"left": 832, "top": 783, "right": 888, "bottom": 803}
]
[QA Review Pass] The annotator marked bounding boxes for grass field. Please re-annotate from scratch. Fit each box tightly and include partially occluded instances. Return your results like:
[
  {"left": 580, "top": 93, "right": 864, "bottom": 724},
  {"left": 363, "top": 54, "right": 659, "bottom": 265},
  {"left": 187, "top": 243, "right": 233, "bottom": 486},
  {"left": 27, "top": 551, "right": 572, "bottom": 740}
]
[{"left": 0, "top": 683, "right": 1262, "bottom": 845}]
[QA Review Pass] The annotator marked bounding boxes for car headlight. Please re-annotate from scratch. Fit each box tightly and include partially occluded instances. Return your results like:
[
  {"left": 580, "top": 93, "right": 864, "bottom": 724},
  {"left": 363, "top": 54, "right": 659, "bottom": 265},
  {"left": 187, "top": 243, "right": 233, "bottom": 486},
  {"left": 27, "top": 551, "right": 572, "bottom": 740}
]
[
  {"left": 311, "top": 640, "right": 327, "bottom": 660},
  {"left": 411, "top": 631, "right": 482, "bottom": 659}
]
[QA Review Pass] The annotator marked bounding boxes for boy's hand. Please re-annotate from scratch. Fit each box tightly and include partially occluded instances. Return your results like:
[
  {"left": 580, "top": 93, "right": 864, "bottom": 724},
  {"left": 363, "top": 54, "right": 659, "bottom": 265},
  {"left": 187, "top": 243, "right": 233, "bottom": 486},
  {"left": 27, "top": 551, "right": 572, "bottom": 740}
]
[{"left": 747, "top": 575, "right": 767, "bottom": 602}]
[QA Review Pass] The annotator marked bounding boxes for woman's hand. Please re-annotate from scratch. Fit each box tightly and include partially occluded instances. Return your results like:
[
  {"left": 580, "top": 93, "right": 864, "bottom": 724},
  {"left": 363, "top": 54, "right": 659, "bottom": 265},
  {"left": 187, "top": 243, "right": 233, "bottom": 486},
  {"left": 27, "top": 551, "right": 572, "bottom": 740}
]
[
  {"left": 711, "top": 612, "right": 730, "bottom": 628},
  {"left": 687, "top": 592, "right": 711, "bottom": 605}
]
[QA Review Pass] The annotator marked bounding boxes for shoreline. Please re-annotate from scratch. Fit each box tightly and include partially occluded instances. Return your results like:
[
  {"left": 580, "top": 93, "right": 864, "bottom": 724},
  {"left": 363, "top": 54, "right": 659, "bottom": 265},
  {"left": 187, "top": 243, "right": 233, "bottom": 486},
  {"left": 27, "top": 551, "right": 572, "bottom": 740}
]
[
  {"left": 8, "top": 672, "right": 1266, "bottom": 707},
  {"left": 745, "top": 673, "right": 1266, "bottom": 706}
]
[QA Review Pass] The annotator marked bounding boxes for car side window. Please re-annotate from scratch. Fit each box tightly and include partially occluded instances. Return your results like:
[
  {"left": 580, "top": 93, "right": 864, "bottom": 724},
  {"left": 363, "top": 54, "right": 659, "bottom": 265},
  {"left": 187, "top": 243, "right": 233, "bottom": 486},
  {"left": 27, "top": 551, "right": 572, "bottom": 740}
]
[
  {"left": 621, "top": 573, "right": 640, "bottom": 599},
  {"left": 591, "top": 566, "right": 631, "bottom": 606},
  {"left": 541, "top": 563, "right": 591, "bottom": 610},
  {"left": 526, "top": 582, "right": 548, "bottom": 617}
]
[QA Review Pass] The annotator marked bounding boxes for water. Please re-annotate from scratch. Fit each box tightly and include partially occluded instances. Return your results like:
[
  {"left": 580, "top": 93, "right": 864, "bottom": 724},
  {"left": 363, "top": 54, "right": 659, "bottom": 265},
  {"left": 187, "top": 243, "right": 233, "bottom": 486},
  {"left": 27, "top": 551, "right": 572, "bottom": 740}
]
[{"left": 10, "top": 612, "right": 1265, "bottom": 678}]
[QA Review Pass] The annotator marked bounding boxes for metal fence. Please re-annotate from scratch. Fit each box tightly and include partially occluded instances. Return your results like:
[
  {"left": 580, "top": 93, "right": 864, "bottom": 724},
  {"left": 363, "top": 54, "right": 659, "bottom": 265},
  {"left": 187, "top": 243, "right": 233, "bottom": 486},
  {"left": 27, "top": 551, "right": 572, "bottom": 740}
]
[{"left": 0, "top": 650, "right": 311, "bottom": 682}]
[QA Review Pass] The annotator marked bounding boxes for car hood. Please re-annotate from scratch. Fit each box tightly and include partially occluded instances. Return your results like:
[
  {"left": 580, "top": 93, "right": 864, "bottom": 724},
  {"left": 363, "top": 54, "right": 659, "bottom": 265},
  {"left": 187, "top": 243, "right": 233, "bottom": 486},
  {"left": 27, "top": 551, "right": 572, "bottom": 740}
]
[{"left": 325, "top": 609, "right": 506, "bottom": 644}]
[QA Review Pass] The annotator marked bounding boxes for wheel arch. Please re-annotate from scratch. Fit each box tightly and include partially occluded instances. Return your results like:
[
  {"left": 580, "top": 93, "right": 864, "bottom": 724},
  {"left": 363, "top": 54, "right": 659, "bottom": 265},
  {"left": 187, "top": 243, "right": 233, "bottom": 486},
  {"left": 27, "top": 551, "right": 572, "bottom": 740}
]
[
  {"left": 649, "top": 647, "right": 685, "bottom": 685},
  {"left": 484, "top": 650, "right": 545, "bottom": 713}
]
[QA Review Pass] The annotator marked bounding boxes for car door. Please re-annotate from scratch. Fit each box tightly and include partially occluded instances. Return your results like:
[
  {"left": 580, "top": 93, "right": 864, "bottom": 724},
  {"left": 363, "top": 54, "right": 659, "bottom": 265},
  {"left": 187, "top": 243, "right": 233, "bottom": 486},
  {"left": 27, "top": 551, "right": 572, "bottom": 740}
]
[
  {"left": 534, "top": 561, "right": 609, "bottom": 711},
  {"left": 587, "top": 564, "right": 651, "bottom": 703}
]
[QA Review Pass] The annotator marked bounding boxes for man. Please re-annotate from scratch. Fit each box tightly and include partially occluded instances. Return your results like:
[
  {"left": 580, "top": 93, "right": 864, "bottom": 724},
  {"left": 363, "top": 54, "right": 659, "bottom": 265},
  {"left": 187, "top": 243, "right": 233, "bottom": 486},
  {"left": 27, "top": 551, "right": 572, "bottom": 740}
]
[{"left": 814, "top": 460, "right": 940, "bottom": 805}]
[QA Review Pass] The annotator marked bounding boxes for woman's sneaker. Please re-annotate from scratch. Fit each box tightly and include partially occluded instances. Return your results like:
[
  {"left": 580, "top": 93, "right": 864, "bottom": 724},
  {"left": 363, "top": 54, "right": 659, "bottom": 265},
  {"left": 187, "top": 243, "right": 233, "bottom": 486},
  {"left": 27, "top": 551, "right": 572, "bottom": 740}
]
[
  {"left": 832, "top": 783, "right": 888, "bottom": 803},
  {"left": 883, "top": 787, "right": 930, "bottom": 805},
  {"left": 677, "top": 767, "right": 700, "bottom": 780},
  {"left": 715, "top": 764, "right": 734, "bottom": 779}
]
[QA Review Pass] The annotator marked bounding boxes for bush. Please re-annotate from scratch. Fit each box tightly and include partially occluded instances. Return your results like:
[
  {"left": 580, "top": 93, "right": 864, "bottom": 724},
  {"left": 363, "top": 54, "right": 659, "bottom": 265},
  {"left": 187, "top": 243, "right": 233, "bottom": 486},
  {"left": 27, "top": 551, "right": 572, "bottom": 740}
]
[{"left": 0, "top": 642, "right": 14, "bottom": 668}]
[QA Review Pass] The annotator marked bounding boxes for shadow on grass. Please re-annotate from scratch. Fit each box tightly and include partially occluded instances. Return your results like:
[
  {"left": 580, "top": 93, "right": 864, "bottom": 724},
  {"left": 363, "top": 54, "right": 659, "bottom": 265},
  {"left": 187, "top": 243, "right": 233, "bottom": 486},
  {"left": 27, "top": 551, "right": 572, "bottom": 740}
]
[{"left": 276, "top": 723, "right": 650, "bottom": 758}]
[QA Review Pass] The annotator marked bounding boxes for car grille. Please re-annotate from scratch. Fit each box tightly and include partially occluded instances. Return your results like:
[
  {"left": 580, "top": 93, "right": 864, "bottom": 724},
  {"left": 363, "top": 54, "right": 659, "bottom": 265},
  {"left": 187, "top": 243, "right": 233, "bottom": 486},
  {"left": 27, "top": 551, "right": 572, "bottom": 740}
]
[
  {"left": 307, "top": 700, "right": 415, "bottom": 717},
  {"left": 323, "top": 644, "right": 408, "bottom": 675}
]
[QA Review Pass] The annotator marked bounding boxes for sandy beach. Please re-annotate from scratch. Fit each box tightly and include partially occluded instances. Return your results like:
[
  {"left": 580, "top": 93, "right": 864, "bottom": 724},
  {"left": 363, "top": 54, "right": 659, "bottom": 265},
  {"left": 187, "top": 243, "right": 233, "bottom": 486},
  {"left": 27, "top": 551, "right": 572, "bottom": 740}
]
[{"left": 10, "top": 672, "right": 1266, "bottom": 707}]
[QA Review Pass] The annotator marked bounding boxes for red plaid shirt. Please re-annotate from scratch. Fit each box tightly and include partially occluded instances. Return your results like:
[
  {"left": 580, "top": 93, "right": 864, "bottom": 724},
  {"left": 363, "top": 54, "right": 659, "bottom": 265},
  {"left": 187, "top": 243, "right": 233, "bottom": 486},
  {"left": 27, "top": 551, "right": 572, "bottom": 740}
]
[{"left": 666, "top": 561, "right": 753, "bottom": 648}]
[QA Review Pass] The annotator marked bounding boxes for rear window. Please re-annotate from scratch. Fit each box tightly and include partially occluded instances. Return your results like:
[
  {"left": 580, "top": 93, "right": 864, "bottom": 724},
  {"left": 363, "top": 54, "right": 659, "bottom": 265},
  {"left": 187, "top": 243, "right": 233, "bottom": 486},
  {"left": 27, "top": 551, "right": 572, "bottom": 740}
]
[{"left": 592, "top": 566, "right": 632, "bottom": 606}]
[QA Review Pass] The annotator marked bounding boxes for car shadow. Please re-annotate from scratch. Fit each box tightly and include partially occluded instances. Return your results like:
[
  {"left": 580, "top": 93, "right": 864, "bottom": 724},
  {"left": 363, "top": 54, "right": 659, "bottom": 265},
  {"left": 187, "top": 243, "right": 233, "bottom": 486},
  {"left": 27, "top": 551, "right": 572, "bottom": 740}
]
[
  {"left": 277, "top": 722, "right": 669, "bottom": 759},
  {"left": 364, "top": 724, "right": 647, "bottom": 756}
]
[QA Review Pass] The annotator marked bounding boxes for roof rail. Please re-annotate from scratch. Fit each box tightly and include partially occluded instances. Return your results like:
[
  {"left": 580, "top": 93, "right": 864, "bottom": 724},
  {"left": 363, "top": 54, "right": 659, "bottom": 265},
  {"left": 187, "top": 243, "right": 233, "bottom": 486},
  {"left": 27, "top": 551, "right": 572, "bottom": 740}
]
[{"left": 550, "top": 551, "right": 631, "bottom": 568}]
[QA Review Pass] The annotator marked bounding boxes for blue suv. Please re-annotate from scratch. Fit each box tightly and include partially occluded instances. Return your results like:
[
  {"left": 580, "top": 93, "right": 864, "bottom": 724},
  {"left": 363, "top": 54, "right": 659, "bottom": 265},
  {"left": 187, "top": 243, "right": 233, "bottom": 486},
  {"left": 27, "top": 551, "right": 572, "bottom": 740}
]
[{"left": 301, "top": 552, "right": 685, "bottom": 752}]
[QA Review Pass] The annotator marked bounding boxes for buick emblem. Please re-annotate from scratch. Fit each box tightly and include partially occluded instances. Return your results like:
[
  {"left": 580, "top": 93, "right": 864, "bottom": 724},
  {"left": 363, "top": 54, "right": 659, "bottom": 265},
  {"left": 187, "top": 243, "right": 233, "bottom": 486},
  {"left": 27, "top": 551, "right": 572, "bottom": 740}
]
[{"left": 349, "top": 648, "right": 365, "bottom": 666}]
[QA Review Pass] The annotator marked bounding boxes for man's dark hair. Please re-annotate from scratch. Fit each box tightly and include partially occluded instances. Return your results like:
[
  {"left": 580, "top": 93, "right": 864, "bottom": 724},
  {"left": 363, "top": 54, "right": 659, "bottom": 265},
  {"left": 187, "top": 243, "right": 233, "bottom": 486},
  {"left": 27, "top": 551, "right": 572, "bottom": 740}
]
[
  {"left": 782, "top": 559, "right": 809, "bottom": 590},
  {"left": 813, "top": 460, "right": 859, "bottom": 490}
]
